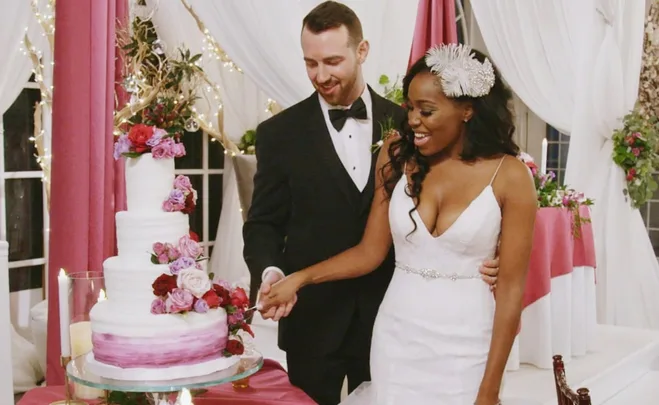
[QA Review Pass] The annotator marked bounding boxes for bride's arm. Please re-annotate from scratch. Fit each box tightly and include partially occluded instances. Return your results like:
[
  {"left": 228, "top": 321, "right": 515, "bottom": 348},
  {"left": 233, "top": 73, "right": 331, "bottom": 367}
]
[
  {"left": 476, "top": 158, "right": 537, "bottom": 404},
  {"left": 260, "top": 138, "right": 399, "bottom": 306}
]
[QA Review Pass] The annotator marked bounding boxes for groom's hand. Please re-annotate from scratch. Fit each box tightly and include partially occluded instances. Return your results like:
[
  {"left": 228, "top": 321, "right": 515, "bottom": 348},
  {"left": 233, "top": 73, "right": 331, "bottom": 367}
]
[
  {"left": 480, "top": 257, "right": 499, "bottom": 291},
  {"left": 258, "top": 271, "right": 296, "bottom": 321}
]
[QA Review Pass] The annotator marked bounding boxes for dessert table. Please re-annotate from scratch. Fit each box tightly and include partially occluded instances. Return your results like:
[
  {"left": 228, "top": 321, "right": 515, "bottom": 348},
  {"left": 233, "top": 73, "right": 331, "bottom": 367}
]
[
  {"left": 506, "top": 205, "right": 597, "bottom": 370},
  {"left": 17, "top": 359, "right": 316, "bottom": 405}
]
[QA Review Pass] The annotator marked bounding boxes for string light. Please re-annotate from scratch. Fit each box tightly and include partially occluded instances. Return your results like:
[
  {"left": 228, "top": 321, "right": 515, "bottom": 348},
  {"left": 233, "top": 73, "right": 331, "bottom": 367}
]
[{"left": 22, "top": 0, "right": 56, "bottom": 208}]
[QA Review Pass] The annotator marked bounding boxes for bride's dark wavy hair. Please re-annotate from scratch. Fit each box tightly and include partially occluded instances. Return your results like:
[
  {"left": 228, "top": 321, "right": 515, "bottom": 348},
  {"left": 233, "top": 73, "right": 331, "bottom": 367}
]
[{"left": 381, "top": 49, "right": 519, "bottom": 234}]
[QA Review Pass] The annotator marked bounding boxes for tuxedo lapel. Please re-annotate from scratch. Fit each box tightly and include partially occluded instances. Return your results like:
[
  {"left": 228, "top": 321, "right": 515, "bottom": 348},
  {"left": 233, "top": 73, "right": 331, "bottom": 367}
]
[
  {"left": 359, "top": 88, "right": 388, "bottom": 213},
  {"left": 306, "top": 95, "right": 361, "bottom": 206}
]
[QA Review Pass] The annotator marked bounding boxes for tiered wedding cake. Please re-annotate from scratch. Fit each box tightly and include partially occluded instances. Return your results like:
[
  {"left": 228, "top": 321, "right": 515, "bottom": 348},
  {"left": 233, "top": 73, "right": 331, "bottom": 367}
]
[{"left": 87, "top": 125, "right": 251, "bottom": 381}]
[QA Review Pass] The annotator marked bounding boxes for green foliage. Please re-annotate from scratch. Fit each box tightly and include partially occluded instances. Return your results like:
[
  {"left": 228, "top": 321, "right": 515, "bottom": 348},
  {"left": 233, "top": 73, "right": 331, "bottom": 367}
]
[
  {"left": 238, "top": 129, "right": 257, "bottom": 154},
  {"left": 379, "top": 74, "right": 405, "bottom": 105},
  {"left": 611, "top": 108, "right": 659, "bottom": 208}
]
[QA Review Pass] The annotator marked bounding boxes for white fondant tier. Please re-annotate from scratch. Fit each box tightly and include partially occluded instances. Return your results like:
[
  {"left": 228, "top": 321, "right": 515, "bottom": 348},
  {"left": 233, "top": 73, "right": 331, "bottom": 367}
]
[
  {"left": 102, "top": 257, "right": 170, "bottom": 312},
  {"left": 115, "top": 211, "right": 188, "bottom": 261},
  {"left": 89, "top": 300, "right": 227, "bottom": 337},
  {"left": 125, "top": 153, "right": 175, "bottom": 213},
  {"left": 85, "top": 351, "right": 239, "bottom": 381}
]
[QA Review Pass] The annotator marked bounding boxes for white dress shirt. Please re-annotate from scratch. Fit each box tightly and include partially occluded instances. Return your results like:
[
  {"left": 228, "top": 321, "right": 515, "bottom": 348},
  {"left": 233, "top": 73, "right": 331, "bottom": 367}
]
[{"left": 261, "top": 87, "right": 374, "bottom": 286}]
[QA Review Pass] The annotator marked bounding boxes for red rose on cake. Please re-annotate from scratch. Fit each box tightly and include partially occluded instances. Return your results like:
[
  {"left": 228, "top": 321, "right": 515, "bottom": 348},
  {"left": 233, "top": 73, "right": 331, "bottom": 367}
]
[
  {"left": 230, "top": 287, "right": 250, "bottom": 308},
  {"left": 201, "top": 289, "right": 221, "bottom": 308},
  {"left": 225, "top": 339, "right": 244, "bottom": 356},
  {"left": 213, "top": 283, "right": 232, "bottom": 306},
  {"left": 127, "top": 124, "right": 154, "bottom": 153},
  {"left": 152, "top": 273, "right": 177, "bottom": 297}
]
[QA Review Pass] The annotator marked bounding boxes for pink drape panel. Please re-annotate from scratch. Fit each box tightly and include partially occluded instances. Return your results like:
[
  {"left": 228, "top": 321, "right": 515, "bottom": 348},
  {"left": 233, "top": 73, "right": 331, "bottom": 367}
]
[
  {"left": 408, "top": 0, "right": 458, "bottom": 69},
  {"left": 46, "top": 0, "right": 127, "bottom": 385}
]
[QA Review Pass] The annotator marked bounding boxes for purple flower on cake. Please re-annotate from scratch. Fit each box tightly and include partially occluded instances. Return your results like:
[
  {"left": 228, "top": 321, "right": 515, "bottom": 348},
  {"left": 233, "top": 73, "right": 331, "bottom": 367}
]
[
  {"left": 228, "top": 311, "right": 244, "bottom": 325},
  {"left": 113, "top": 134, "right": 132, "bottom": 160},
  {"left": 169, "top": 256, "right": 196, "bottom": 275},
  {"left": 178, "top": 235, "right": 203, "bottom": 259},
  {"left": 166, "top": 288, "right": 194, "bottom": 313},
  {"left": 146, "top": 128, "right": 167, "bottom": 147},
  {"left": 176, "top": 268, "right": 212, "bottom": 298},
  {"left": 193, "top": 298, "right": 210, "bottom": 313},
  {"left": 168, "top": 189, "right": 186, "bottom": 206},
  {"left": 150, "top": 298, "right": 167, "bottom": 314},
  {"left": 162, "top": 175, "right": 197, "bottom": 214}
]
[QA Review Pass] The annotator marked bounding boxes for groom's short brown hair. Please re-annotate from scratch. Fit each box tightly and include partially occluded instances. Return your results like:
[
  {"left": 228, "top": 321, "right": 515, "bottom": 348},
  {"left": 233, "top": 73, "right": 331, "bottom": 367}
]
[{"left": 302, "top": 1, "right": 364, "bottom": 47}]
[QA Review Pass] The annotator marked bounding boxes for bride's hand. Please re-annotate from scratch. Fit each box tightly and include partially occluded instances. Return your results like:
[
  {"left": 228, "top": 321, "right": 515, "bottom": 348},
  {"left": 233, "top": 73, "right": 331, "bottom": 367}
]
[{"left": 259, "top": 273, "right": 305, "bottom": 314}]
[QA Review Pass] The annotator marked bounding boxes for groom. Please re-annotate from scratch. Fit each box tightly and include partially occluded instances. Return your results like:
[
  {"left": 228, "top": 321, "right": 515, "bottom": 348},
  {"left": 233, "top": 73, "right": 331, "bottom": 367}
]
[{"left": 243, "top": 2, "right": 498, "bottom": 404}]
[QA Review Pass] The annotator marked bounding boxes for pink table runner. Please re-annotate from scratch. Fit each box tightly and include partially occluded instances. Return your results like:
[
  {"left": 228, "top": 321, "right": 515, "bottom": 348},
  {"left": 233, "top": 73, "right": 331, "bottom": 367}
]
[
  {"left": 17, "top": 360, "right": 315, "bottom": 405},
  {"left": 522, "top": 206, "right": 596, "bottom": 308}
]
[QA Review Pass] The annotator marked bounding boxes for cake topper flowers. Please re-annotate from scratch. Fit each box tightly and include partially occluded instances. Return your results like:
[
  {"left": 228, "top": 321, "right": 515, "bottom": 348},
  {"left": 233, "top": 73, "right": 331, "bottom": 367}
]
[{"left": 114, "top": 123, "right": 187, "bottom": 160}]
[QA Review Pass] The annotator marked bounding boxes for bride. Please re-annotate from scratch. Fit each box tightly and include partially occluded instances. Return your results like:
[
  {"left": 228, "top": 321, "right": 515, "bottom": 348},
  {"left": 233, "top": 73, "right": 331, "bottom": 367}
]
[{"left": 259, "top": 44, "right": 537, "bottom": 405}]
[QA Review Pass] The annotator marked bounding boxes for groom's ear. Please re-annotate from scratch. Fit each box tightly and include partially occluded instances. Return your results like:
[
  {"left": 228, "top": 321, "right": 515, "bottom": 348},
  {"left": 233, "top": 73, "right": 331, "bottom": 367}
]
[{"left": 356, "top": 40, "right": 369, "bottom": 64}]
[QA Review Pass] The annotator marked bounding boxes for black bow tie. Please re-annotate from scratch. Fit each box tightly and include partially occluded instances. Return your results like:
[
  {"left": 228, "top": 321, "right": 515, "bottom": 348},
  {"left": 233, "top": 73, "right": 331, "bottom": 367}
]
[{"left": 328, "top": 97, "right": 367, "bottom": 131}]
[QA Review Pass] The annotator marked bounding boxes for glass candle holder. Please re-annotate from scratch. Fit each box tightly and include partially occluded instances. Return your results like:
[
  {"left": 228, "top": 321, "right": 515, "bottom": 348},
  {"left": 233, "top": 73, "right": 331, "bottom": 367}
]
[{"left": 67, "top": 271, "right": 106, "bottom": 400}]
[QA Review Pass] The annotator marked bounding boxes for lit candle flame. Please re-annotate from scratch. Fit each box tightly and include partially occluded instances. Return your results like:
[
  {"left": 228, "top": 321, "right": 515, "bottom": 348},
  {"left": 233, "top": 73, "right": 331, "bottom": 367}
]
[
  {"left": 178, "top": 388, "right": 192, "bottom": 404},
  {"left": 97, "top": 289, "right": 106, "bottom": 302},
  {"left": 58, "top": 268, "right": 67, "bottom": 279}
]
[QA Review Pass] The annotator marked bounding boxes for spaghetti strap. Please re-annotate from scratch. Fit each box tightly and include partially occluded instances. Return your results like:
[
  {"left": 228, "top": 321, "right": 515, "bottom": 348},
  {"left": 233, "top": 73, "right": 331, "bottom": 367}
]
[{"left": 489, "top": 156, "right": 506, "bottom": 185}]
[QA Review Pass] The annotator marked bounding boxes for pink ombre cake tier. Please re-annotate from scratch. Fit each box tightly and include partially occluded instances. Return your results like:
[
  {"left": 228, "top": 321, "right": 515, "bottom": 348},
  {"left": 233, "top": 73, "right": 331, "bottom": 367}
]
[{"left": 88, "top": 299, "right": 237, "bottom": 380}]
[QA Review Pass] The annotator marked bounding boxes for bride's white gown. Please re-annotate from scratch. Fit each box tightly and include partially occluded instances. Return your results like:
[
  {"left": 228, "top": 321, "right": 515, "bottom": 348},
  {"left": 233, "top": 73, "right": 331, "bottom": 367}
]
[{"left": 343, "top": 162, "right": 503, "bottom": 405}]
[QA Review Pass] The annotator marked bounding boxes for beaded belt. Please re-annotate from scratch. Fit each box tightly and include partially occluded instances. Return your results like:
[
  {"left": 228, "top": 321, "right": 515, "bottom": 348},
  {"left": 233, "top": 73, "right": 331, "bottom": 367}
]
[{"left": 395, "top": 262, "right": 481, "bottom": 281}]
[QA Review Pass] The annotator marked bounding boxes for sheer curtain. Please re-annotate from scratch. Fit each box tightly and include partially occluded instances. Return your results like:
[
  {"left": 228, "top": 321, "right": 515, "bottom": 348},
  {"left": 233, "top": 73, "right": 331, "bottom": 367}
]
[
  {"left": 469, "top": 0, "right": 583, "bottom": 134},
  {"left": 186, "top": 0, "right": 417, "bottom": 108},
  {"left": 564, "top": 0, "right": 659, "bottom": 329},
  {"left": 149, "top": 0, "right": 271, "bottom": 288},
  {"left": 0, "top": 0, "right": 48, "bottom": 393}
]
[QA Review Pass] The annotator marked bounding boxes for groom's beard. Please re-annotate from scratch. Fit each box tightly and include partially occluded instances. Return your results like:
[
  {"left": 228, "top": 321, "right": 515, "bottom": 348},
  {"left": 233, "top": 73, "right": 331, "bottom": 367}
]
[{"left": 315, "top": 73, "right": 360, "bottom": 106}]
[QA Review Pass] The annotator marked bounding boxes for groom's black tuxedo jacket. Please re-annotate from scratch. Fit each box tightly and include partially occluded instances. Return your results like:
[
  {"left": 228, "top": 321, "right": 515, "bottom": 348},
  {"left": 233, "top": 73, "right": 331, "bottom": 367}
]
[{"left": 243, "top": 86, "right": 406, "bottom": 356}]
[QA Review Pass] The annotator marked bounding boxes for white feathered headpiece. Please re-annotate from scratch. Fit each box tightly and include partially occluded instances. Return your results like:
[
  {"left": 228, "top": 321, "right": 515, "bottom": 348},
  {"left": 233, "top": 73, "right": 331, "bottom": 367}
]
[{"left": 424, "top": 44, "right": 495, "bottom": 98}]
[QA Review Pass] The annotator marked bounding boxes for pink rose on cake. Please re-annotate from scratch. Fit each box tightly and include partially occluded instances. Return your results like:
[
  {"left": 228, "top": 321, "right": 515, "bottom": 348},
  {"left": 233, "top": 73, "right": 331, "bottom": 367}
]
[
  {"left": 150, "top": 298, "right": 167, "bottom": 314},
  {"left": 163, "top": 175, "right": 197, "bottom": 214},
  {"left": 178, "top": 234, "right": 203, "bottom": 259},
  {"left": 113, "top": 124, "right": 187, "bottom": 160},
  {"left": 166, "top": 288, "right": 194, "bottom": 313},
  {"left": 176, "top": 268, "right": 212, "bottom": 298}
]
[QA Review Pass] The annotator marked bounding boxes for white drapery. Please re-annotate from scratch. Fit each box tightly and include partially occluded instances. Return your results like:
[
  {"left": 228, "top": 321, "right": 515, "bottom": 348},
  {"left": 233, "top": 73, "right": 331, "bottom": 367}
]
[
  {"left": 157, "top": 0, "right": 416, "bottom": 287},
  {"left": 564, "top": 0, "right": 659, "bottom": 329},
  {"left": 469, "top": 1, "right": 585, "bottom": 134},
  {"left": 150, "top": 0, "right": 272, "bottom": 288},
  {"left": 471, "top": 0, "right": 659, "bottom": 330},
  {"left": 186, "top": 0, "right": 417, "bottom": 108},
  {"left": 0, "top": 0, "right": 48, "bottom": 395}
]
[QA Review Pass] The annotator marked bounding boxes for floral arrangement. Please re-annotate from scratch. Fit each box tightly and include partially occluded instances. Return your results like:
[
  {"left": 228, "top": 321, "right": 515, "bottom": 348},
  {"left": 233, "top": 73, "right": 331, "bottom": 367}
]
[
  {"left": 114, "top": 14, "right": 204, "bottom": 159},
  {"left": 149, "top": 235, "right": 252, "bottom": 356},
  {"left": 237, "top": 129, "right": 257, "bottom": 155},
  {"left": 518, "top": 152, "right": 594, "bottom": 237},
  {"left": 163, "top": 175, "right": 197, "bottom": 214},
  {"left": 611, "top": 108, "right": 659, "bottom": 209},
  {"left": 610, "top": 2, "right": 659, "bottom": 209},
  {"left": 114, "top": 123, "right": 187, "bottom": 160}
]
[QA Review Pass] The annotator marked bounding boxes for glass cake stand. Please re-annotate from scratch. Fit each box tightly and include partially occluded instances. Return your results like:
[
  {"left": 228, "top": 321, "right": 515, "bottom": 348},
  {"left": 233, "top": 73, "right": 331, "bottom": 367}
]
[{"left": 66, "top": 351, "right": 263, "bottom": 403}]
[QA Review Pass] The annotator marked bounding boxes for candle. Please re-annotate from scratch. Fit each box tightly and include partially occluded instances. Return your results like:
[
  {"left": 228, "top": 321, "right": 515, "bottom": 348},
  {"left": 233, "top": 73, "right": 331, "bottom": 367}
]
[
  {"left": 57, "top": 269, "right": 70, "bottom": 357},
  {"left": 540, "top": 138, "right": 548, "bottom": 175},
  {"left": 177, "top": 388, "right": 193, "bottom": 405}
]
